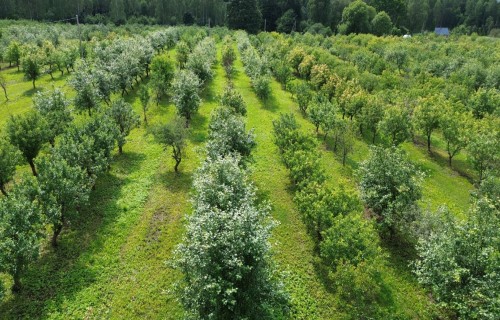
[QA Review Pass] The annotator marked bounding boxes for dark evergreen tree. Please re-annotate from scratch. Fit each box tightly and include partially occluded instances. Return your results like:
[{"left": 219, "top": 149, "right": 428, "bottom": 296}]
[{"left": 227, "top": 0, "right": 263, "bottom": 33}]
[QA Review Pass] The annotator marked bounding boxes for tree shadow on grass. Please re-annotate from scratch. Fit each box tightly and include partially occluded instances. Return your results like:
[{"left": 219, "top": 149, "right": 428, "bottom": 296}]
[
  {"left": 188, "top": 112, "right": 208, "bottom": 144},
  {"left": 260, "top": 93, "right": 280, "bottom": 113},
  {"left": 201, "top": 78, "right": 217, "bottom": 104},
  {"left": 160, "top": 170, "right": 193, "bottom": 195},
  {"left": 22, "top": 87, "right": 41, "bottom": 97},
  {"left": 0, "top": 151, "right": 148, "bottom": 319}
]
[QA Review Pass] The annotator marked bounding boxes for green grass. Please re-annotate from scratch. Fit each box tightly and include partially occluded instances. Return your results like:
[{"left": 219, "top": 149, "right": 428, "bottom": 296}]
[
  {"left": 232, "top": 49, "right": 437, "bottom": 318},
  {"left": 0, "top": 39, "right": 473, "bottom": 319},
  {"left": 0, "top": 66, "right": 73, "bottom": 130},
  {"left": 0, "top": 47, "right": 224, "bottom": 318}
]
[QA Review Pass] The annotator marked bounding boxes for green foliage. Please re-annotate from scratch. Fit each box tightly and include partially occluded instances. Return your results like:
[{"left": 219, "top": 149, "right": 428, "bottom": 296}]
[
  {"left": 273, "top": 61, "right": 292, "bottom": 88},
  {"left": 174, "top": 150, "right": 288, "bottom": 318},
  {"left": 0, "top": 139, "right": 21, "bottom": 196},
  {"left": 339, "top": 0, "right": 376, "bottom": 34},
  {"left": 106, "top": 99, "right": 140, "bottom": 154},
  {"left": 371, "top": 11, "right": 393, "bottom": 36},
  {"left": 440, "top": 108, "right": 470, "bottom": 167},
  {"left": 0, "top": 177, "right": 43, "bottom": 292},
  {"left": 0, "top": 72, "right": 7, "bottom": 101},
  {"left": 384, "top": 47, "right": 408, "bottom": 73},
  {"left": 467, "top": 118, "right": 500, "bottom": 181},
  {"left": 37, "top": 152, "right": 90, "bottom": 247},
  {"left": 227, "top": 0, "right": 262, "bottom": 34},
  {"left": 252, "top": 75, "right": 272, "bottom": 100},
  {"left": 468, "top": 88, "right": 500, "bottom": 119},
  {"left": 172, "top": 69, "right": 202, "bottom": 125},
  {"left": 320, "top": 213, "right": 381, "bottom": 271},
  {"left": 359, "top": 146, "right": 422, "bottom": 234},
  {"left": 359, "top": 97, "right": 384, "bottom": 144},
  {"left": 70, "top": 66, "right": 102, "bottom": 116},
  {"left": 414, "top": 202, "right": 500, "bottom": 319},
  {"left": 294, "top": 82, "right": 312, "bottom": 114},
  {"left": 331, "top": 259, "right": 387, "bottom": 319},
  {"left": 186, "top": 37, "right": 216, "bottom": 82},
  {"left": 6, "top": 41, "right": 21, "bottom": 69},
  {"left": 220, "top": 86, "right": 247, "bottom": 116},
  {"left": 378, "top": 106, "right": 412, "bottom": 146},
  {"left": 150, "top": 53, "right": 175, "bottom": 103},
  {"left": 21, "top": 53, "right": 41, "bottom": 89},
  {"left": 138, "top": 85, "right": 150, "bottom": 124},
  {"left": 176, "top": 40, "right": 190, "bottom": 68},
  {"left": 307, "top": 95, "right": 335, "bottom": 133},
  {"left": 310, "top": 64, "right": 330, "bottom": 90},
  {"left": 413, "top": 96, "right": 442, "bottom": 152},
  {"left": 33, "top": 88, "right": 72, "bottom": 146},
  {"left": 221, "top": 39, "right": 236, "bottom": 77},
  {"left": 276, "top": 9, "right": 297, "bottom": 34},
  {"left": 206, "top": 107, "right": 256, "bottom": 164},
  {"left": 6, "top": 113, "right": 49, "bottom": 176},
  {"left": 152, "top": 116, "right": 187, "bottom": 173},
  {"left": 55, "top": 115, "right": 117, "bottom": 182}
]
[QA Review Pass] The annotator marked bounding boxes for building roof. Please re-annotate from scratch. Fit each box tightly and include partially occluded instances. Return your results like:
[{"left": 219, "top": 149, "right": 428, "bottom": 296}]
[{"left": 435, "top": 27, "right": 450, "bottom": 36}]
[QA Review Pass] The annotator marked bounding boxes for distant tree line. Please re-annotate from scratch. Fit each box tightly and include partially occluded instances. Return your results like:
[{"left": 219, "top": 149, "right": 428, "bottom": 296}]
[{"left": 0, "top": 0, "right": 498, "bottom": 35}]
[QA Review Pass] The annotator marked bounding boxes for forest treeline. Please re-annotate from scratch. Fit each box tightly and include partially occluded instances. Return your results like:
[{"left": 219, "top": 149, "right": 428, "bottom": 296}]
[{"left": 0, "top": 0, "right": 498, "bottom": 35}]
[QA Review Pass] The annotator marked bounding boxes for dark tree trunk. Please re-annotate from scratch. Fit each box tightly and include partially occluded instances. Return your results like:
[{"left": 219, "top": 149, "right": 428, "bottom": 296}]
[
  {"left": 28, "top": 159, "right": 38, "bottom": 177},
  {"left": 119, "top": 145, "right": 123, "bottom": 154},
  {"left": 174, "top": 159, "right": 181, "bottom": 172},
  {"left": 52, "top": 222, "right": 63, "bottom": 247},
  {"left": 1, "top": 86, "right": 7, "bottom": 101},
  {"left": 372, "top": 129, "right": 377, "bottom": 144},
  {"left": 342, "top": 151, "right": 347, "bottom": 166},
  {"left": 0, "top": 184, "right": 7, "bottom": 196},
  {"left": 32, "top": 79, "right": 36, "bottom": 89},
  {"left": 12, "top": 267, "right": 22, "bottom": 293}
]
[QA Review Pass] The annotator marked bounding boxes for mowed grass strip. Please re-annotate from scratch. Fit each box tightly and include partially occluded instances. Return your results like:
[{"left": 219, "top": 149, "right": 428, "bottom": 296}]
[{"left": 232, "top": 48, "right": 339, "bottom": 319}]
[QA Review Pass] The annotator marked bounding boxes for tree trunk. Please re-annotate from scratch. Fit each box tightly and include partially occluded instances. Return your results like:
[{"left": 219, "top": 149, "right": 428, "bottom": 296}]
[
  {"left": 119, "top": 145, "right": 123, "bottom": 154},
  {"left": 52, "top": 222, "right": 63, "bottom": 247},
  {"left": 0, "top": 184, "right": 7, "bottom": 196},
  {"left": 32, "top": 79, "right": 36, "bottom": 89},
  {"left": 174, "top": 159, "right": 181, "bottom": 173},
  {"left": 12, "top": 267, "right": 22, "bottom": 293},
  {"left": 448, "top": 154, "right": 453, "bottom": 167},
  {"left": 342, "top": 151, "right": 347, "bottom": 166},
  {"left": 28, "top": 159, "right": 38, "bottom": 177},
  {"left": 1, "top": 85, "right": 7, "bottom": 100},
  {"left": 372, "top": 129, "right": 377, "bottom": 144},
  {"left": 427, "top": 134, "right": 431, "bottom": 152},
  {"left": 143, "top": 112, "right": 148, "bottom": 125}
]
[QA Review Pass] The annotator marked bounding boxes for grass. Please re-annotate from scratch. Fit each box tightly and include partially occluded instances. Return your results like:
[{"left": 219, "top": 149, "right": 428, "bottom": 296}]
[
  {"left": 0, "top": 39, "right": 473, "bottom": 319},
  {"left": 232, "top": 49, "right": 437, "bottom": 318},
  {"left": 0, "top": 47, "right": 223, "bottom": 318}
]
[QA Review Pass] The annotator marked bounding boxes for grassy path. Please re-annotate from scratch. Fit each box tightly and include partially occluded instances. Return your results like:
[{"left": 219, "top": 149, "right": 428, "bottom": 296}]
[{"left": 231, "top": 53, "right": 339, "bottom": 319}]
